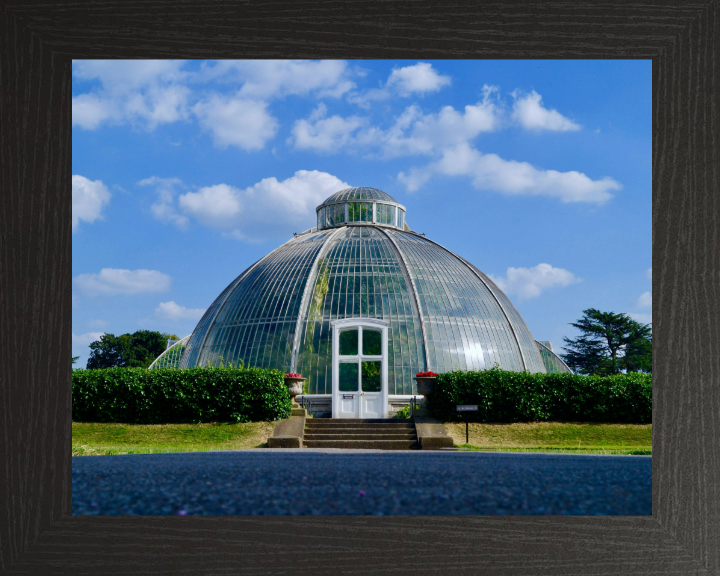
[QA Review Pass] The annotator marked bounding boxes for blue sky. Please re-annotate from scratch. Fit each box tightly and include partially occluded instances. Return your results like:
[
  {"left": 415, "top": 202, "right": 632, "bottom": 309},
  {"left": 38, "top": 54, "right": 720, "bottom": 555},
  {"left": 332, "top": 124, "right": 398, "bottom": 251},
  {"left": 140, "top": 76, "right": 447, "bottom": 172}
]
[{"left": 72, "top": 59, "right": 652, "bottom": 368}]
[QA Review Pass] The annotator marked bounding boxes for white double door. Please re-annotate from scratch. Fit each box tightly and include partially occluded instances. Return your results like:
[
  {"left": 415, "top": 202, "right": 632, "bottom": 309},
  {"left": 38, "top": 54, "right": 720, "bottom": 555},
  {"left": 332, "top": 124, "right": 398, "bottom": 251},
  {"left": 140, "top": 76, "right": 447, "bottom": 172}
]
[{"left": 331, "top": 319, "right": 389, "bottom": 419}]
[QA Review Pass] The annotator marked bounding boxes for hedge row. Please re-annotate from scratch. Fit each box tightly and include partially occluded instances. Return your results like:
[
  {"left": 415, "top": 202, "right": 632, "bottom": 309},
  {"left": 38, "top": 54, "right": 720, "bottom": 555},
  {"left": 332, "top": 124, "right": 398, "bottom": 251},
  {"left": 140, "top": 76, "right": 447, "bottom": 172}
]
[
  {"left": 72, "top": 367, "right": 291, "bottom": 424},
  {"left": 425, "top": 368, "right": 652, "bottom": 424}
]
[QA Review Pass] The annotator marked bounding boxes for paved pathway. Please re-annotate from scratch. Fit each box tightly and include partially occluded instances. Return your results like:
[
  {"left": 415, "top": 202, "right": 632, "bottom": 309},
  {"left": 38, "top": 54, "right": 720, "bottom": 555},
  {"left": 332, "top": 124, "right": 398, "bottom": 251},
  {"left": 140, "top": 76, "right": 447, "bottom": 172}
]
[{"left": 72, "top": 450, "right": 651, "bottom": 516}]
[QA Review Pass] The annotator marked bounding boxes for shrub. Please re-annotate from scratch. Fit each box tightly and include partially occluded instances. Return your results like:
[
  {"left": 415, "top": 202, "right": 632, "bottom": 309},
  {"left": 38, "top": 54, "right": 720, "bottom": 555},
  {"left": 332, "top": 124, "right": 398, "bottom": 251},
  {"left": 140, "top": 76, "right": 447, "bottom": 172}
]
[
  {"left": 395, "top": 404, "right": 412, "bottom": 419},
  {"left": 72, "top": 367, "right": 291, "bottom": 424},
  {"left": 425, "top": 368, "right": 651, "bottom": 424}
]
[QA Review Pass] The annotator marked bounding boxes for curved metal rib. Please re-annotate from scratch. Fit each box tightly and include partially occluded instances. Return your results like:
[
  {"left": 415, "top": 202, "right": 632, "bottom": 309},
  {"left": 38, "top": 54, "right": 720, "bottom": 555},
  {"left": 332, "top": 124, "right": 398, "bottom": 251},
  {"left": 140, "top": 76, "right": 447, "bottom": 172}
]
[
  {"left": 535, "top": 339, "right": 574, "bottom": 374},
  {"left": 409, "top": 233, "right": 529, "bottom": 371},
  {"left": 182, "top": 236, "right": 303, "bottom": 368},
  {"left": 290, "top": 227, "right": 346, "bottom": 372},
  {"left": 374, "top": 226, "right": 432, "bottom": 372},
  {"left": 149, "top": 335, "right": 191, "bottom": 369}
]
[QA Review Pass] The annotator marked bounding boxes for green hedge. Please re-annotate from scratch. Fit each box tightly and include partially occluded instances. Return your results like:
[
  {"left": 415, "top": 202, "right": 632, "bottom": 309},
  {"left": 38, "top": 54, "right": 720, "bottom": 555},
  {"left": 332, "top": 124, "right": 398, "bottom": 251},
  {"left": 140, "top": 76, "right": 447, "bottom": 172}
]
[
  {"left": 425, "top": 368, "right": 652, "bottom": 424},
  {"left": 72, "top": 367, "right": 291, "bottom": 424}
]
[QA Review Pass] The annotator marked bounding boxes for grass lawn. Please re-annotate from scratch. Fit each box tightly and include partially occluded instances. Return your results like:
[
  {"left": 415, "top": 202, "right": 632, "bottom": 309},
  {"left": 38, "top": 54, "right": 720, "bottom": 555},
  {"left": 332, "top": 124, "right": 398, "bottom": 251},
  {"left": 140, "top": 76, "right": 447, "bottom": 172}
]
[
  {"left": 72, "top": 422, "right": 275, "bottom": 456},
  {"left": 443, "top": 422, "right": 652, "bottom": 455},
  {"left": 73, "top": 421, "right": 652, "bottom": 456}
]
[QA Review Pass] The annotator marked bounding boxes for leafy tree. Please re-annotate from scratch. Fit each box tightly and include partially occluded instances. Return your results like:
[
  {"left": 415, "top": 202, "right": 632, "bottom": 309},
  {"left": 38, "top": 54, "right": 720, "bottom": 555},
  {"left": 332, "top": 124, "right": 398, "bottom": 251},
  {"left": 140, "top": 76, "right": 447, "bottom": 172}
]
[
  {"left": 561, "top": 309, "right": 652, "bottom": 375},
  {"left": 72, "top": 356, "right": 79, "bottom": 367},
  {"left": 621, "top": 329, "right": 653, "bottom": 373},
  {"left": 86, "top": 330, "right": 180, "bottom": 369}
]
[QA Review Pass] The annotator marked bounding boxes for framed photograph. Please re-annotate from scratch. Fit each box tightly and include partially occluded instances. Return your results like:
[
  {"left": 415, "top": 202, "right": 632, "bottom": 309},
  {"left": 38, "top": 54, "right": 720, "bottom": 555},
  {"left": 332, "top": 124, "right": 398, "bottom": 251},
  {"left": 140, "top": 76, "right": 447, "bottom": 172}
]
[{"left": 3, "top": 2, "right": 717, "bottom": 574}]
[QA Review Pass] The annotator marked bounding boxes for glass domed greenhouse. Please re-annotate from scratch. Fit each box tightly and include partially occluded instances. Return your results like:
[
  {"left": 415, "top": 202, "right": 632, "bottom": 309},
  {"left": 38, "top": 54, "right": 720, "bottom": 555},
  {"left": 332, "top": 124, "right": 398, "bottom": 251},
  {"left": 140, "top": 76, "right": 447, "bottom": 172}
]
[{"left": 156, "top": 187, "right": 571, "bottom": 417}]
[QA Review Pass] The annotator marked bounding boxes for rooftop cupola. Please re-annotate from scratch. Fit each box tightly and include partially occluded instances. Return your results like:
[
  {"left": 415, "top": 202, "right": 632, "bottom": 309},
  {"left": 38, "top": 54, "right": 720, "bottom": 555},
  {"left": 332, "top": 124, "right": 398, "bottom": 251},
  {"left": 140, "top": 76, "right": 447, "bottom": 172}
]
[{"left": 316, "top": 187, "right": 407, "bottom": 231}]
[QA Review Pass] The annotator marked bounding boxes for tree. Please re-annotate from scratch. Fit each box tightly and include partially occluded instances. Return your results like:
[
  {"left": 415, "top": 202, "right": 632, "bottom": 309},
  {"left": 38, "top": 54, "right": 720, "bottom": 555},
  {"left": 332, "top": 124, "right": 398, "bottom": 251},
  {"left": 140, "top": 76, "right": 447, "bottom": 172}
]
[
  {"left": 72, "top": 356, "right": 79, "bottom": 366},
  {"left": 621, "top": 329, "right": 653, "bottom": 373},
  {"left": 561, "top": 308, "right": 652, "bottom": 375},
  {"left": 86, "top": 330, "right": 180, "bottom": 369}
]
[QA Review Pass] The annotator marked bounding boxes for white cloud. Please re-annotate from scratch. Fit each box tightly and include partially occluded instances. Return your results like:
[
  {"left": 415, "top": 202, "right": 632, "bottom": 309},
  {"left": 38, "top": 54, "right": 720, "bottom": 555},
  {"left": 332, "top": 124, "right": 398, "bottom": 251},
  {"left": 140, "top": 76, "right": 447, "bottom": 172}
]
[
  {"left": 178, "top": 184, "right": 244, "bottom": 228},
  {"left": 138, "top": 177, "right": 189, "bottom": 229},
  {"left": 512, "top": 90, "right": 581, "bottom": 131},
  {"left": 632, "top": 269, "right": 652, "bottom": 312},
  {"left": 629, "top": 312, "right": 652, "bottom": 325},
  {"left": 349, "top": 62, "right": 451, "bottom": 107},
  {"left": 124, "top": 84, "right": 190, "bottom": 128},
  {"left": 155, "top": 301, "right": 206, "bottom": 321},
  {"left": 72, "top": 331, "right": 105, "bottom": 351},
  {"left": 71, "top": 60, "right": 352, "bottom": 136},
  {"left": 489, "top": 263, "right": 581, "bottom": 300},
  {"left": 72, "top": 94, "right": 116, "bottom": 130},
  {"left": 73, "top": 59, "right": 356, "bottom": 134},
  {"left": 74, "top": 268, "right": 172, "bottom": 295},
  {"left": 290, "top": 105, "right": 366, "bottom": 152},
  {"left": 380, "top": 91, "right": 502, "bottom": 157},
  {"left": 386, "top": 63, "right": 452, "bottom": 96},
  {"left": 176, "top": 170, "right": 349, "bottom": 242},
  {"left": 193, "top": 96, "right": 278, "bottom": 150},
  {"left": 199, "top": 60, "right": 355, "bottom": 100},
  {"left": 291, "top": 87, "right": 502, "bottom": 157},
  {"left": 635, "top": 291, "right": 652, "bottom": 308},
  {"left": 399, "top": 143, "right": 621, "bottom": 203},
  {"left": 72, "top": 175, "right": 111, "bottom": 232},
  {"left": 72, "top": 60, "right": 190, "bottom": 130},
  {"left": 73, "top": 60, "right": 187, "bottom": 93}
]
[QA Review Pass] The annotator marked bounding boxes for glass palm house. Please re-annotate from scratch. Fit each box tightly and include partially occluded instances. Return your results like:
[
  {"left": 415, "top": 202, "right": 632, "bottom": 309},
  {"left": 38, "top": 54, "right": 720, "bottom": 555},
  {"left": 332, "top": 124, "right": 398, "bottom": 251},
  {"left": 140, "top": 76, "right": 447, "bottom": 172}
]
[{"left": 152, "top": 187, "right": 571, "bottom": 417}]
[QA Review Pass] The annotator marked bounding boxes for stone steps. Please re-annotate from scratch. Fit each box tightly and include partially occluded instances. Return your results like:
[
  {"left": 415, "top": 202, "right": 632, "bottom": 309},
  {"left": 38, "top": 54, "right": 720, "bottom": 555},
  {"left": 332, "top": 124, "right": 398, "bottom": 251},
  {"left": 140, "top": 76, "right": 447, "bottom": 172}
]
[
  {"left": 308, "top": 418, "right": 414, "bottom": 425},
  {"left": 303, "top": 439, "right": 418, "bottom": 450},
  {"left": 305, "top": 424, "right": 415, "bottom": 434},
  {"left": 304, "top": 433, "right": 417, "bottom": 441},
  {"left": 303, "top": 418, "right": 418, "bottom": 450}
]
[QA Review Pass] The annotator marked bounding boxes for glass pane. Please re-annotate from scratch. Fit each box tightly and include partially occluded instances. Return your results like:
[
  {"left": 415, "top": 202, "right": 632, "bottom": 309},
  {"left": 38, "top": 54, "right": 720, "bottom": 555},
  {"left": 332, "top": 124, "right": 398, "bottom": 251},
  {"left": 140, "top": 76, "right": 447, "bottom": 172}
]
[
  {"left": 348, "top": 202, "right": 357, "bottom": 222},
  {"left": 325, "top": 203, "right": 345, "bottom": 227},
  {"left": 339, "top": 362, "right": 359, "bottom": 391},
  {"left": 363, "top": 328, "right": 382, "bottom": 356},
  {"left": 361, "top": 361, "right": 382, "bottom": 392},
  {"left": 376, "top": 204, "right": 395, "bottom": 225},
  {"left": 348, "top": 202, "right": 372, "bottom": 222},
  {"left": 360, "top": 202, "right": 371, "bottom": 222},
  {"left": 339, "top": 329, "right": 358, "bottom": 355}
]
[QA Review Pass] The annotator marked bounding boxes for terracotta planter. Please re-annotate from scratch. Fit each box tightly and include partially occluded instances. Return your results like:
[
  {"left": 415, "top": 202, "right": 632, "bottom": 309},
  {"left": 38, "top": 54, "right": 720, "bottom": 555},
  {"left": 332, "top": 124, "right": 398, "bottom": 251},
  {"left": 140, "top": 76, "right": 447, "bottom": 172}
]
[
  {"left": 284, "top": 377, "right": 306, "bottom": 398},
  {"left": 414, "top": 376, "right": 436, "bottom": 396}
]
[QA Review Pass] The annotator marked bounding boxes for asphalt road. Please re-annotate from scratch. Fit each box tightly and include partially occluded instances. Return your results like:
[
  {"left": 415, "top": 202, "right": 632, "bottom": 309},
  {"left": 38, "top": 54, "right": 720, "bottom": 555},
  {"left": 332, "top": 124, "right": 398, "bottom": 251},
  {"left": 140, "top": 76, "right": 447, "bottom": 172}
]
[{"left": 72, "top": 450, "right": 652, "bottom": 516}]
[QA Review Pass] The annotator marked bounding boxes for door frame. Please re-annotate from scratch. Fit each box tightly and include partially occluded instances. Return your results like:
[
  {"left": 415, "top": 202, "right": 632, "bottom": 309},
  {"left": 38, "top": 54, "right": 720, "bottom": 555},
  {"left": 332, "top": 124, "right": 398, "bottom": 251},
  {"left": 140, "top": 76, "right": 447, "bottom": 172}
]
[{"left": 331, "top": 318, "right": 389, "bottom": 419}]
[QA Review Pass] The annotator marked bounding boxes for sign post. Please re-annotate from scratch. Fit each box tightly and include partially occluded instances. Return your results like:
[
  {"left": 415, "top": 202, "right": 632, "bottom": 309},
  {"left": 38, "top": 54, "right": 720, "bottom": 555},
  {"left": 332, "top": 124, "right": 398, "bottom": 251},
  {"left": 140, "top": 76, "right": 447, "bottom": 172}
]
[{"left": 456, "top": 405, "right": 478, "bottom": 445}]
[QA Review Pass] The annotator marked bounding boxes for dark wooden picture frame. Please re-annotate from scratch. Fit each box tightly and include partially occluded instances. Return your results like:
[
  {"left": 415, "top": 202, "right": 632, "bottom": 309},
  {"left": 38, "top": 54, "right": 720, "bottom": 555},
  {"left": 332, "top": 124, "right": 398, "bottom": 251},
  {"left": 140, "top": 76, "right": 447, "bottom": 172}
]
[{"left": 1, "top": 2, "right": 717, "bottom": 574}]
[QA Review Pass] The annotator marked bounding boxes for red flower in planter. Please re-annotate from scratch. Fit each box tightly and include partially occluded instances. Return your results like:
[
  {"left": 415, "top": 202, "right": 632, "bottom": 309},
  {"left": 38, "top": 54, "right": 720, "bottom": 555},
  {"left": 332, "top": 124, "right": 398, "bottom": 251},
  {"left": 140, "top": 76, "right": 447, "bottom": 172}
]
[
  {"left": 415, "top": 371, "right": 438, "bottom": 377},
  {"left": 284, "top": 373, "right": 303, "bottom": 378}
]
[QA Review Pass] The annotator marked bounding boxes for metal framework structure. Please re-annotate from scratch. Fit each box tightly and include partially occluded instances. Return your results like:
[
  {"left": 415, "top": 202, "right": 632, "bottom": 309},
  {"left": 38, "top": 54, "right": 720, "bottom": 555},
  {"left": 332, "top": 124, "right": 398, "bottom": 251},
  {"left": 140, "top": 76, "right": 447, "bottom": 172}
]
[
  {"left": 148, "top": 335, "right": 191, "bottom": 369},
  {"left": 178, "top": 187, "right": 562, "bottom": 393},
  {"left": 534, "top": 340, "right": 574, "bottom": 374}
]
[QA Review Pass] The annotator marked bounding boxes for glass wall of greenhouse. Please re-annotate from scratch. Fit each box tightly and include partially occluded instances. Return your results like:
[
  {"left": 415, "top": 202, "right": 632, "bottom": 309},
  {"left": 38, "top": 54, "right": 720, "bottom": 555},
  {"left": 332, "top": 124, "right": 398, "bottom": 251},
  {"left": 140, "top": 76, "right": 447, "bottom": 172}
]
[
  {"left": 295, "top": 227, "right": 426, "bottom": 395},
  {"left": 179, "top": 186, "right": 552, "bottom": 396},
  {"left": 535, "top": 340, "right": 573, "bottom": 373},
  {"left": 385, "top": 230, "right": 544, "bottom": 374},
  {"left": 179, "top": 230, "right": 334, "bottom": 369},
  {"left": 149, "top": 335, "right": 191, "bottom": 369}
]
